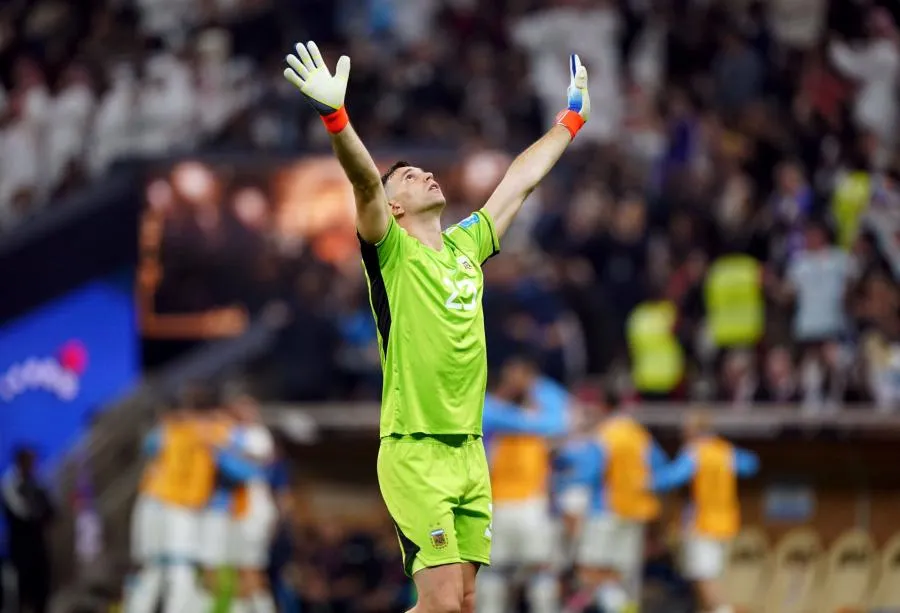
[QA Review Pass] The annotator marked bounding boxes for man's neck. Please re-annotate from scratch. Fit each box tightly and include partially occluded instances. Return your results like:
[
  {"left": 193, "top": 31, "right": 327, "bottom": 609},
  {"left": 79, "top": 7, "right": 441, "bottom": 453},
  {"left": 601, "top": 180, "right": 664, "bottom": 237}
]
[{"left": 399, "top": 213, "right": 444, "bottom": 251}]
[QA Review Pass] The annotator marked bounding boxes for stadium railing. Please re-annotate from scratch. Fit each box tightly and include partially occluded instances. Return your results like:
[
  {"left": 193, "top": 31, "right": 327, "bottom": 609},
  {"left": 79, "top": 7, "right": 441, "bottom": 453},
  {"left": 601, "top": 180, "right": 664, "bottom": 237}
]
[{"left": 262, "top": 402, "right": 900, "bottom": 438}]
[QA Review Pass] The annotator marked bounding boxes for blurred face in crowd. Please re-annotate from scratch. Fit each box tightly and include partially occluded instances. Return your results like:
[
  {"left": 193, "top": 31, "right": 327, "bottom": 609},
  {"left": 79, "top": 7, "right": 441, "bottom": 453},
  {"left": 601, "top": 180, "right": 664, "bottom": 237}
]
[
  {"left": 383, "top": 163, "right": 446, "bottom": 220},
  {"left": 868, "top": 8, "right": 896, "bottom": 40},
  {"left": 722, "top": 350, "right": 753, "bottom": 389},
  {"left": 498, "top": 358, "right": 538, "bottom": 405},
  {"left": 765, "top": 346, "right": 794, "bottom": 385},
  {"left": 685, "top": 250, "right": 708, "bottom": 284},
  {"left": 613, "top": 197, "right": 646, "bottom": 241},
  {"left": 804, "top": 224, "right": 828, "bottom": 250},
  {"left": 864, "top": 274, "right": 900, "bottom": 324},
  {"left": 566, "top": 186, "right": 609, "bottom": 238},
  {"left": 777, "top": 162, "right": 804, "bottom": 195}
]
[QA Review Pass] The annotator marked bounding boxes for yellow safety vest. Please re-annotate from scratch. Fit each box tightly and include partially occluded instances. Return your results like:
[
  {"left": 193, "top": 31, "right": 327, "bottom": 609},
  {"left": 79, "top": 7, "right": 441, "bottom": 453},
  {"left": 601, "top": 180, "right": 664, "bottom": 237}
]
[
  {"left": 704, "top": 255, "right": 763, "bottom": 348},
  {"left": 832, "top": 171, "right": 871, "bottom": 250},
  {"left": 627, "top": 301, "right": 684, "bottom": 393}
]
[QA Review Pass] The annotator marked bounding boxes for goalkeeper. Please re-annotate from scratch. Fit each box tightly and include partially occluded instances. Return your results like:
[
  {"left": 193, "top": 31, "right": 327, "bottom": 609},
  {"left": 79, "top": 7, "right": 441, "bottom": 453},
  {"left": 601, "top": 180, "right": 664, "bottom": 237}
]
[{"left": 283, "top": 42, "right": 591, "bottom": 613}]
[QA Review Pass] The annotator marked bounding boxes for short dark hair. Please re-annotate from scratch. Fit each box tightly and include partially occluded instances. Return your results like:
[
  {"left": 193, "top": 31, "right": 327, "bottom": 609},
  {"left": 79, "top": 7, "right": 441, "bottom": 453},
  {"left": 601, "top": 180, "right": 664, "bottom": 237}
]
[{"left": 381, "top": 160, "right": 411, "bottom": 187}]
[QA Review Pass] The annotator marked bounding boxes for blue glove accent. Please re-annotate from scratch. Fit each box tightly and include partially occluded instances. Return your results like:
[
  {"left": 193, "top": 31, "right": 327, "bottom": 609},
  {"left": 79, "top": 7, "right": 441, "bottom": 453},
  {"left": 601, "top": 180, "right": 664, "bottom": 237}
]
[{"left": 567, "top": 54, "right": 584, "bottom": 112}]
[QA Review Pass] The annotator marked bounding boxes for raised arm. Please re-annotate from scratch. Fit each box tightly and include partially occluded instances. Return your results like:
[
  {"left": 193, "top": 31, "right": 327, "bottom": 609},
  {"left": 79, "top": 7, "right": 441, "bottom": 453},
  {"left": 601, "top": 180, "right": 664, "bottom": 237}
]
[
  {"left": 652, "top": 450, "right": 696, "bottom": 493},
  {"left": 284, "top": 41, "right": 389, "bottom": 243},
  {"left": 482, "top": 395, "right": 568, "bottom": 437},
  {"left": 483, "top": 54, "right": 591, "bottom": 236}
]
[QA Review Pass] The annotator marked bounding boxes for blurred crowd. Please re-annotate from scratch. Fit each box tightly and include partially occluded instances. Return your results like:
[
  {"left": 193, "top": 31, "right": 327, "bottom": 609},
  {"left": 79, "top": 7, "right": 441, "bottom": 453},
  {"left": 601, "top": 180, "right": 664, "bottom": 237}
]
[
  {"left": 7, "top": 0, "right": 900, "bottom": 409},
  {"left": 0, "top": 0, "right": 267, "bottom": 228},
  {"left": 243, "top": 0, "right": 900, "bottom": 411}
]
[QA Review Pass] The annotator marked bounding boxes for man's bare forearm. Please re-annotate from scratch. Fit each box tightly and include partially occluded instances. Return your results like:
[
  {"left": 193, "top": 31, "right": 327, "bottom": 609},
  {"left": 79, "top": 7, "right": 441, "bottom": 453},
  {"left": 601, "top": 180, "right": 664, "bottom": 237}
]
[
  {"left": 330, "top": 124, "right": 382, "bottom": 193},
  {"left": 484, "top": 124, "right": 571, "bottom": 235},
  {"left": 331, "top": 124, "right": 389, "bottom": 242},
  {"left": 505, "top": 124, "right": 571, "bottom": 194}
]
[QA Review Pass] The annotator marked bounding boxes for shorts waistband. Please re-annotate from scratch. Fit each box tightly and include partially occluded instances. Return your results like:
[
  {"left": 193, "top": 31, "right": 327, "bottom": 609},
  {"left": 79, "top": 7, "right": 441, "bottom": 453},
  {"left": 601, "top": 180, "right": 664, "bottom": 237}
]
[{"left": 384, "top": 433, "right": 480, "bottom": 447}]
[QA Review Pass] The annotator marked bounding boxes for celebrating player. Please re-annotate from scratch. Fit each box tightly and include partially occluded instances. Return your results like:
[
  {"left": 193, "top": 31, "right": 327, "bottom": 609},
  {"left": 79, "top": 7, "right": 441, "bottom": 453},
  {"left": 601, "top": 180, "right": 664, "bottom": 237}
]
[
  {"left": 284, "top": 41, "right": 591, "bottom": 612},
  {"left": 478, "top": 357, "right": 570, "bottom": 613},
  {"left": 126, "top": 396, "right": 214, "bottom": 613},
  {"left": 653, "top": 411, "right": 759, "bottom": 613},
  {"left": 195, "top": 405, "right": 232, "bottom": 613},
  {"left": 575, "top": 404, "right": 668, "bottom": 613},
  {"left": 227, "top": 395, "right": 279, "bottom": 613}
]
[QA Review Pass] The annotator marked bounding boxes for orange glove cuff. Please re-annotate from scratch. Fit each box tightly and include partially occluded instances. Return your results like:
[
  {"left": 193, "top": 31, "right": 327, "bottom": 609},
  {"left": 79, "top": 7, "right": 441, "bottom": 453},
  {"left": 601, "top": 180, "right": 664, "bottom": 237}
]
[
  {"left": 321, "top": 106, "right": 349, "bottom": 134},
  {"left": 555, "top": 109, "right": 585, "bottom": 139}
]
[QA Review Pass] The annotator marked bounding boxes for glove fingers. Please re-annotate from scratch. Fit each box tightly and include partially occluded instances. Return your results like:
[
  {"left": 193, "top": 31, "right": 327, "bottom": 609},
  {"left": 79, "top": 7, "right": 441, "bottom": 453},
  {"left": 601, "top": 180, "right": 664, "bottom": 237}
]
[
  {"left": 335, "top": 55, "right": 351, "bottom": 81},
  {"left": 283, "top": 67, "right": 305, "bottom": 90},
  {"left": 569, "top": 54, "right": 582, "bottom": 81},
  {"left": 308, "top": 41, "right": 327, "bottom": 71},
  {"left": 575, "top": 65, "right": 588, "bottom": 89},
  {"left": 295, "top": 42, "right": 316, "bottom": 72},
  {"left": 285, "top": 55, "right": 309, "bottom": 80}
]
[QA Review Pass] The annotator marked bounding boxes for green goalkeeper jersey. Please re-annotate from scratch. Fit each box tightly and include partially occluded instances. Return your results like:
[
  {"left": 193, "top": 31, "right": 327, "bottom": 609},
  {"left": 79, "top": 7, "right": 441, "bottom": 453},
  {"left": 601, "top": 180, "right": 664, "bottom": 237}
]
[{"left": 360, "top": 209, "right": 500, "bottom": 437}]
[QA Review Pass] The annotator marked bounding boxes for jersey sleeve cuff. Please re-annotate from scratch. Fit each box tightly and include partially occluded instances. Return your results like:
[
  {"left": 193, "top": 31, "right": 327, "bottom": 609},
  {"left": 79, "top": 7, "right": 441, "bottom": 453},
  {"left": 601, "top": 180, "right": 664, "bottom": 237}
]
[
  {"left": 477, "top": 208, "right": 501, "bottom": 263},
  {"left": 358, "top": 216, "right": 395, "bottom": 248}
]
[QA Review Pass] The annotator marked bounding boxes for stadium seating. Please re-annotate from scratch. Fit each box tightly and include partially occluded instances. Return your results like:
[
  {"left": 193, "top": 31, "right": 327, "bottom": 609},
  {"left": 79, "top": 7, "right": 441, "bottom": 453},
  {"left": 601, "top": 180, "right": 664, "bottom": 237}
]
[
  {"left": 765, "top": 527, "right": 824, "bottom": 613},
  {"left": 721, "top": 526, "right": 771, "bottom": 613},
  {"left": 869, "top": 531, "right": 900, "bottom": 610},
  {"left": 816, "top": 528, "right": 877, "bottom": 613}
]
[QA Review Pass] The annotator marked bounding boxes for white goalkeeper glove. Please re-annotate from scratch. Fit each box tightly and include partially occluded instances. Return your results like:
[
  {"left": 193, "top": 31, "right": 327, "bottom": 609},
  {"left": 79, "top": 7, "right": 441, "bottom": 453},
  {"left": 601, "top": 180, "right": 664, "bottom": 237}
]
[
  {"left": 556, "top": 54, "right": 590, "bottom": 139},
  {"left": 283, "top": 41, "right": 351, "bottom": 133}
]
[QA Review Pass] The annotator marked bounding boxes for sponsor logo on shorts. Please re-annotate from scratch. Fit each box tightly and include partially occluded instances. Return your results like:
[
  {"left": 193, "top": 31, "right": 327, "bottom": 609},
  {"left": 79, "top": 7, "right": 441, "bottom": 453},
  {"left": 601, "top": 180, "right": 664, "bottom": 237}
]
[{"left": 430, "top": 528, "right": 448, "bottom": 549}]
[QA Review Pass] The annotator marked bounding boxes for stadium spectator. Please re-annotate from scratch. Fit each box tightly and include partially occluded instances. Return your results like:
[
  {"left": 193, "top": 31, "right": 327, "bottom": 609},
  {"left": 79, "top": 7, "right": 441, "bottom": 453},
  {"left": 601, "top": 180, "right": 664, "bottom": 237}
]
[
  {"left": 5, "top": 0, "right": 900, "bottom": 410},
  {"left": 754, "top": 345, "right": 802, "bottom": 403},
  {"left": 1, "top": 446, "right": 54, "bottom": 613},
  {"left": 828, "top": 7, "right": 900, "bottom": 168},
  {"left": 779, "top": 219, "right": 857, "bottom": 407},
  {"left": 511, "top": 0, "right": 623, "bottom": 145}
]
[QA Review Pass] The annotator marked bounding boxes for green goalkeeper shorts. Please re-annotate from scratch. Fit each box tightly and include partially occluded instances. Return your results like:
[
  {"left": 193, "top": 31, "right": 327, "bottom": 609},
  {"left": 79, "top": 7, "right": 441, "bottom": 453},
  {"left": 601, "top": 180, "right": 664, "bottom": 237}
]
[{"left": 377, "top": 433, "right": 493, "bottom": 577}]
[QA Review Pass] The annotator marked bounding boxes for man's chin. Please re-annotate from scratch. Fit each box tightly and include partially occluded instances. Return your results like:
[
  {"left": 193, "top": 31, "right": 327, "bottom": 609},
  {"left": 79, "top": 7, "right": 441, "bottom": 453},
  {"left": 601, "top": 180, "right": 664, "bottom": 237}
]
[
  {"left": 423, "top": 195, "right": 447, "bottom": 212},
  {"left": 405, "top": 196, "right": 446, "bottom": 218}
]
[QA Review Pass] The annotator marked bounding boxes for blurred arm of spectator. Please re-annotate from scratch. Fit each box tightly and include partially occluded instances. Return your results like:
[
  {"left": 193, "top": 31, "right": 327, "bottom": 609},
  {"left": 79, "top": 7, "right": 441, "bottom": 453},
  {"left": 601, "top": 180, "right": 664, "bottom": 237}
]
[
  {"left": 828, "top": 36, "right": 897, "bottom": 84},
  {"left": 510, "top": 7, "right": 565, "bottom": 54},
  {"left": 828, "top": 15, "right": 900, "bottom": 150}
]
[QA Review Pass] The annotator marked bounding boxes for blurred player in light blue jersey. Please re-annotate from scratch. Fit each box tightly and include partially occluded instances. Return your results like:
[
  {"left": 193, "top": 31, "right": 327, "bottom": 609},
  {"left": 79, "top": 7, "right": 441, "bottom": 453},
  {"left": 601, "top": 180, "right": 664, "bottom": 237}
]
[
  {"left": 550, "top": 391, "right": 611, "bottom": 577},
  {"left": 478, "top": 357, "right": 571, "bottom": 613},
  {"left": 224, "top": 396, "right": 279, "bottom": 613},
  {"left": 653, "top": 412, "right": 759, "bottom": 613},
  {"left": 574, "top": 404, "right": 668, "bottom": 613},
  {"left": 196, "top": 401, "right": 276, "bottom": 613}
]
